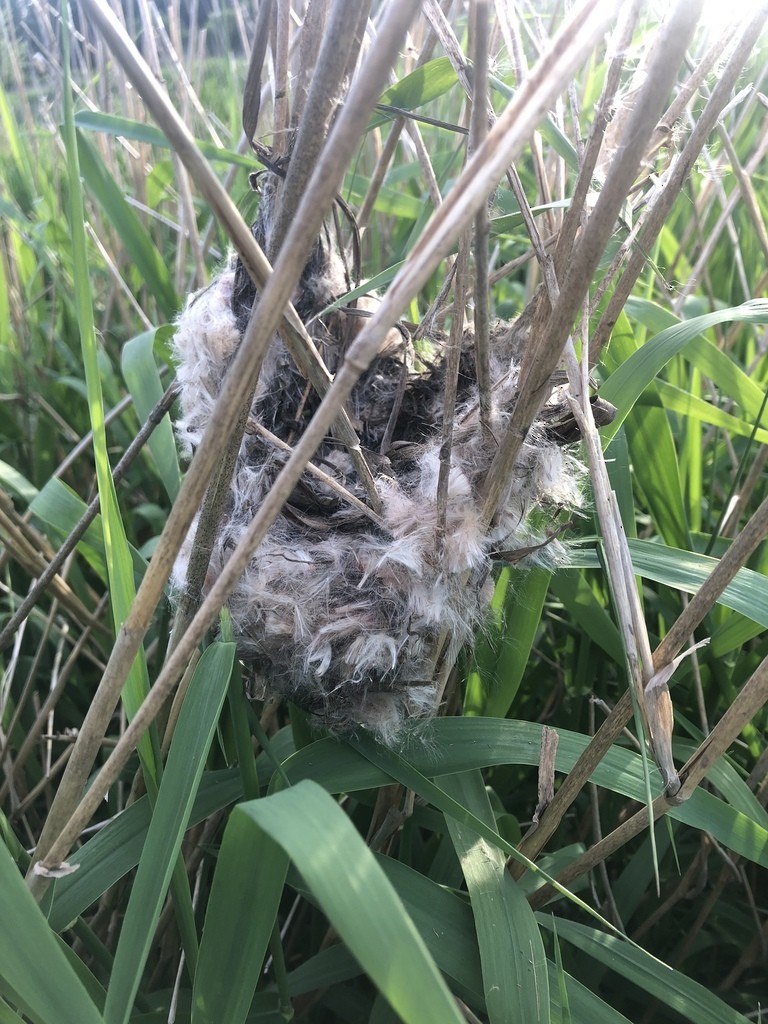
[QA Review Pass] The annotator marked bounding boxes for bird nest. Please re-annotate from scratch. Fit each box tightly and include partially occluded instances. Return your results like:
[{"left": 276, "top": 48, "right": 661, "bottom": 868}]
[{"left": 170, "top": 160, "right": 604, "bottom": 742}]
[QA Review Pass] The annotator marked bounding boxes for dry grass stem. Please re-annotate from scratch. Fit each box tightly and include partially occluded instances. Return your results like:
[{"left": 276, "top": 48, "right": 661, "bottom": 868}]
[
  {"left": 592, "top": 7, "right": 768, "bottom": 353},
  {"left": 482, "top": 0, "right": 702, "bottom": 528},
  {"left": 529, "top": 654, "right": 768, "bottom": 909},
  {"left": 0, "top": 384, "right": 179, "bottom": 653},
  {"left": 520, "top": 488, "right": 768, "bottom": 868}
]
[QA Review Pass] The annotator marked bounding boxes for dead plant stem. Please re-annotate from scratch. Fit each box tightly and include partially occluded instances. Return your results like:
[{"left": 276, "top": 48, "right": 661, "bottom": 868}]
[
  {"left": 482, "top": 0, "right": 704, "bottom": 526},
  {"left": 529, "top": 653, "right": 768, "bottom": 908}
]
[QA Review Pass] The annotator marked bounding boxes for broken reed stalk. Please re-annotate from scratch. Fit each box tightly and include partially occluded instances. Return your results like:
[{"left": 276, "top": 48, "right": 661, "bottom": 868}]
[
  {"left": 31, "top": 0, "right": 615, "bottom": 882},
  {"left": 528, "top": 652, "right": 768, "bottom": 910},
  {"left": 517, "top": 488, "right": 768, "bottom": 869}
]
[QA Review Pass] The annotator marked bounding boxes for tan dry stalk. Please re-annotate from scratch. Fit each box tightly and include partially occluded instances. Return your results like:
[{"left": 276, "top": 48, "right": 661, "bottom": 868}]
[
  {"left": 517, "top": 489, "right": 768, "bottom": 867},
  {"left": 482, "top": 0, "right": 705, "bottom": 527},
  {"left": 292, "top": 0, "right": 331, "bottom": 129},
  {"left": 528, "top": 652, "right": 768, "bottom": 909},
  {"left": 468, "top": 1, "right": 492, "bottom": 436},
  {"left": 32, "top": 0, "right": 615, "bottom": 881},
  {"left": 266, "top": 0, "right": 372, "bottom": 261},
  {"left": 0, "top": 597, "right": 110, "bottom": 801},
  {"left": 0, "top": 384, "right": 178, "bottom": 652},
  {"left": 591, "top": 5, "right": 768, "bottom": 355},
  {"left": 272, "top": 0, "right": 292, "bottom": 152},
  {"left": 267, "top": 431, "right": 390, "bottom": 532},
  {"left": 673, "top": 122, "right": 768, "bottom": 314},
  {"left": 552, "top": 0, "right": 643, "bottom": 279},
  {"left": 0, "top": 499, "right": 95, "bottom": 632},
  {"left": 240, "top": 0, "right": 274, "bottom": 147},
  {"left": 436, "top": 232, "right": 470, "bottom": 543},
  {"left": 357, "top": 29, "right": 440, "bottom": 231}
]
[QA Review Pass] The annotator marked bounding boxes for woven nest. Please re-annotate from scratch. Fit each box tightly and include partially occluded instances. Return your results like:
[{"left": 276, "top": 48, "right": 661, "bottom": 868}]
[{"left": 171, "top": 162, "right": 607, "bottom": 741}]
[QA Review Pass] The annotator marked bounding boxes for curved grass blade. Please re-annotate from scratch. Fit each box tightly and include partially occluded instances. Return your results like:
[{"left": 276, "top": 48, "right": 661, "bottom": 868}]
[
  {"left": 121, "top": 327, "right": 181, "bottom": 501},
  {"left": 278, "top": 721, "right": 768, "bottom": 869},
  {"left": 655, "top": 379, "right": 768, "bottom": 445},
  {"left": 600, "top": 300, "right": 768, "bottom": 441},
  {"left": 566, "top": 538, "right": 768, "bottom": 634},
  {"left": 441, "top": 770, "right": 550, "bottom": 1023},
  {"left": 347, "top": 733, "right": 631, "bottom": 937},
  {"left": 194, "top": 781, "right": 465, "bottom": 1024},
  {"left": 539, "top": 917, "right": 751, "bottom": 1024},
  {"left": 103, "top": 641, "right": 235, "bottom": 1024},
  {"left": 73, "top": 110, "right": 254, "bottom": 168},
  {"left": 0, "top": 842, "right": 103, "bottom": 1024}
]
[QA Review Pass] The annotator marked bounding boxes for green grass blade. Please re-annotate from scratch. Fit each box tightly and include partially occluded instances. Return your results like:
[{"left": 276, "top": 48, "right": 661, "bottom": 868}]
[
  {"left": 465, "top": 566, "right": 551, "bottom": 718},
  {"left": 197, "top": 782, "right": 466, "bottom": 1024},
  {"left": 540, "top": 917, "right": 751, "bottom": 1024},
  {"left": 599, "top": 300, "right": 768, "bottom": 441},
  {"left": 278, "top": 721, "right": 768, "bottom": 869},
  {"left": 47, "top": 770, "right": 238, "bottom": 931},
  {"left": 73, "top": 110, "right": 254, "bottom": 168},
  {"left": 550, "top": 922, "right": 571, "bottom": 1024},
  {"left": 61, "top": 5, "right": 154, "bottom": 759},
  {"left": 603, "top": 311, "right": 690, "bottom": 548},
  {"left": 0, "top": 842, "right": 103, "bottom": 1024},
  {"left": 655, "top": 379, "right": 768, "bottom": 444},
  {"left": 103, "top": 641, "right": 235, "bottom": 1024},
  {"left": 347, "top": 733, "right": 627, "bottom": 935},
  {"left": 549, "top": 570, "right": 624, "bottom": 664},
  {"left": 548, "top": 962, "right": 632, "bottom": 1024},
  {"left": 441, "top": 770, "right": 550, "bottom": 1023},
  {"left": 30, "top": 478, "right": 148, "bottom": 584},
  {"left": 0, "top": 995, "right": 27, "bottom": 1024},
  {"left": 75, "top": 131, "right": 177, "bottom": 317},
  {"left": 192, "top": 812, "right": 287, "bottom": 1024},
  {"left": 566, "top": 539, "right": 768, "bottom": 634},
  {"left": 368, "top": 56, "right": 460, "bottom": 130},
  {"left": 626, "top": 296, "right": 768, "bottom": 423},
  {"left": 0, "top": 460, "right": 38, "bottom": 503},
  {"left": 121, "top": 327, "right": 181, "bottom": 501},
  {"left": 46, "top": 731, "right": 297, "bottom": 931}
]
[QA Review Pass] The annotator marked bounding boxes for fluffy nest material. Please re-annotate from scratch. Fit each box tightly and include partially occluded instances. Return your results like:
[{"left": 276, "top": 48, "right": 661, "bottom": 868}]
[{"left": 171, "top": 172, "right": 597, "bottom": 742}]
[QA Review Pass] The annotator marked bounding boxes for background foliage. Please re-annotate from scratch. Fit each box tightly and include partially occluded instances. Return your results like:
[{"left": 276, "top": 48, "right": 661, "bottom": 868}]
[{"left": 1, "top": 1, "right": 768, "bottom": 1022}]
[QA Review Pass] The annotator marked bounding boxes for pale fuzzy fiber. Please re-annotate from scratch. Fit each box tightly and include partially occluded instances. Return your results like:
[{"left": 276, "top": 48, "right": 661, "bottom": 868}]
[{"left": 171, "top": 264, "right": 584, "bottom": 741}]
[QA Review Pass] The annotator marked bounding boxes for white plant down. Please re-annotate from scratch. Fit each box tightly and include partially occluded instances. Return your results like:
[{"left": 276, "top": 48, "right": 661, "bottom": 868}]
[{"left": 171, "top": 196, "right": 586, "bottom": 741}]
